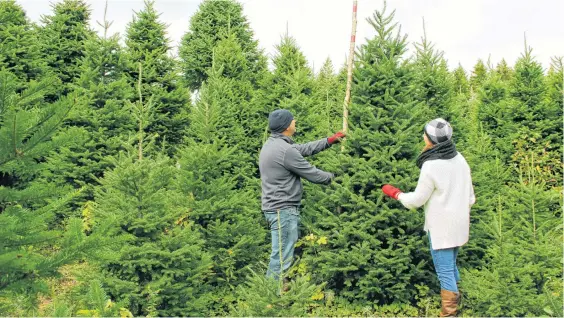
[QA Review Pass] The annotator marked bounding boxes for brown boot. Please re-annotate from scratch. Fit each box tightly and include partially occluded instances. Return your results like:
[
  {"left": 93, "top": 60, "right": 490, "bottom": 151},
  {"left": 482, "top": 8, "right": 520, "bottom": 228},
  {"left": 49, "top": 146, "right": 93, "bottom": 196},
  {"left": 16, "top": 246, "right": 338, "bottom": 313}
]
[{"left": 440, "top": 289, "right": 459, "bottom": 317}]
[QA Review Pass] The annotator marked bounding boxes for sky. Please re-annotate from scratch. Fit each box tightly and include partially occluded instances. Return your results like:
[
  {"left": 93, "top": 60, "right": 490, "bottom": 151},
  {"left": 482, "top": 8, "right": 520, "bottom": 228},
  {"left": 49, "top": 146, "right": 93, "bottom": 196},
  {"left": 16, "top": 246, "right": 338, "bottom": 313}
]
[{"left": 16, "top": 0, "right": 564, "bottom": 73}]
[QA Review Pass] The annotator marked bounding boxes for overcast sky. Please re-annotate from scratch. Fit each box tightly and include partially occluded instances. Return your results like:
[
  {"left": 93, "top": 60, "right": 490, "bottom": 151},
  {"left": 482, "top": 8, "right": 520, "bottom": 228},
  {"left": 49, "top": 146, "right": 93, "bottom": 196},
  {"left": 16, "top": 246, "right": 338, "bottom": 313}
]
[{"left": 17, "top": 0, "right": 564, "bottom": 73}]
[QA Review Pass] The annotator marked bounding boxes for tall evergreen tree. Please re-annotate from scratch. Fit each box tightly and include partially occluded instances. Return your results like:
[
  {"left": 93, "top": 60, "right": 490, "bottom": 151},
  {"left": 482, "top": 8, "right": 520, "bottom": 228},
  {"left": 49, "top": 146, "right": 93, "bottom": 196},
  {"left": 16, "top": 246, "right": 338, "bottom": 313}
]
[
  {"left": 462, "top": 164, "right": 562, "bottom": 317},
  {"left": 470, "top": 59, "right": 488, "bottom": 92},
  {"left": 94, "top": 150, "right": 213, "bottom": 317},
  {"left": 179, "top": 0, "right": 265, "bottom": 90},
  {"left": 509, "top": 44, "right": 546, "bottom": 126},
  {"left": 312, "top": 58, "right": 346, "bottom": 137},
  {"left": 494, "top": 59, "right": 514, "bottom": 82},
  {"left": 457, "top": 124, "right": 511, "bottom": 268},
  {"left": 452, "top": 64, "right": 470, "bottom": 96},
  {"left": 200, "top": 33, "right": 266, "bottom": 161},
  {"left": 301, "top": 4, "right": 433, "bottom": 304},
  {"left": 259, "top": 34, "right": 319, "bottom": 140},
  {"left": 38, "top": 0, "right": 94, "bottom": 97},
  {"left": 92, "top": 72, "right": 213, "bottom": 315},
  {"left": 0, "top": 70, "right": 110, "bottom": 314},
  {"left": 508, "top": 45, "right": 560, "bottom": 184},
  {"left": 38, "top": 28, "right": 136, "bottom": 207},
  {"left": 179, "top": 56, "right": 268, "bottom": 314},
  {"left": 412, "top": 23, "right": 454, "bottom": 121},
  {"left": 474, "top": 71, "right": 514, "bottom": 160},
  {"left": 125, "top": 0, "right": 189, "bottom": 153},
  {"left": 449, "top": 65, "right": 473, "bottom": 145},
  {"left": 537, "top": 57, "right": 564, "bottom": 184},
  {"left": 0, "top": 0, "right": 49, "bottom": 90}
]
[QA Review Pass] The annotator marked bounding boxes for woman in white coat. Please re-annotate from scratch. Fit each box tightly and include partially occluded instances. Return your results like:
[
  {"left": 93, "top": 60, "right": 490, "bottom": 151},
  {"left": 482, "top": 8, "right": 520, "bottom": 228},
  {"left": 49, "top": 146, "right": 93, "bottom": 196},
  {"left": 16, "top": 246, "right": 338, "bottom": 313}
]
[{"left": 382, "top": 118, "right": 475, "bottom": 317}]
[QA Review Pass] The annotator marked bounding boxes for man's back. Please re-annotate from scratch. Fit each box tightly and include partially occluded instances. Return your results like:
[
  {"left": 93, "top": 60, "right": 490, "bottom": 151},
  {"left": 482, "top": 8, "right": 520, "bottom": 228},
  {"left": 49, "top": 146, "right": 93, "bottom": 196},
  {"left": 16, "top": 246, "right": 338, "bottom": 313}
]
[{"left": 259, "top": 133, "right": 333, "bottom": 211}]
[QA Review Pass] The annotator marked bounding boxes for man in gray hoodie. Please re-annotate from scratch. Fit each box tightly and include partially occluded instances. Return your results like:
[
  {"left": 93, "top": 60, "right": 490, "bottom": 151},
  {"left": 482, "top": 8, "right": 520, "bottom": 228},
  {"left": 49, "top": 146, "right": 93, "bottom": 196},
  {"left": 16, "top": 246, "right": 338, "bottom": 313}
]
[{"left": 259, "top": 109, "right": 345, "bottom": 281}]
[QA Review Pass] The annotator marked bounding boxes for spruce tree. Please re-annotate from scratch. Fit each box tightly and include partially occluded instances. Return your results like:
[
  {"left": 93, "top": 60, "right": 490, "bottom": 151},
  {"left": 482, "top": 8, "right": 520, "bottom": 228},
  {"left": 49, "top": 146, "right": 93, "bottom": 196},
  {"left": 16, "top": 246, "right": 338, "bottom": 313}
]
[
  {"left": 452, "top": 64, "right": 470, "bottom": 96},
  {"left": 0, "top": 0, "right": 49, "bottom": 90},
  {"left": 259, "top": 34, "right": 318, "bottom": 141},
  {"left": 0, "top": 70, "right": 110, "bottom": 314},
  {"left": 179, "top": 0, "right": 265, "bottom": 90},
  {"left": 124, "top": 0, "right": 189, "bottom": 153},
  {"left": 412, "top": 24, "right": 454, "bottom": 120},
  {"left": 461, "top": 163, "right": 562, "bottom": 317},
  {"left": 312, "top": 58, "right": 346, "bottom": 137},
  {"left": 508, "top": 45, "right": 560, "bottom": 184},
  {"left": 92, "top": 71, "right": 213, "bottom": 315},
  {"left": 178, "top": 60, "right": 268, "bottom": 315},
  {"left": 36, "top": 17, "right": 135, "bottom": 218},
  {"left": 449, "top": 65, "right": 473, "bottom": 145},
  {"left": 38, "top": 0, "right": 94, "bottom": 97},
  {"left": 494, "top": 59, "right": 514, "bottom": 82},
  {"left": 300, "top": 4, "right": 433, "bottom": 304},
  {"left": 469, "top": 59, "right": 488, "bottom": 92}
]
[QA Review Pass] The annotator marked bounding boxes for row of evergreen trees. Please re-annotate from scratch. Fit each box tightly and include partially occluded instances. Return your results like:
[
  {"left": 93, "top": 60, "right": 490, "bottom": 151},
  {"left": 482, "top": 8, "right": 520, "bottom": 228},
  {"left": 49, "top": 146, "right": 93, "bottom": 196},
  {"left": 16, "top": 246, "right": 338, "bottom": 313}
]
[{"left": 0, "top": 0, "right": 561, "bottom": 316}]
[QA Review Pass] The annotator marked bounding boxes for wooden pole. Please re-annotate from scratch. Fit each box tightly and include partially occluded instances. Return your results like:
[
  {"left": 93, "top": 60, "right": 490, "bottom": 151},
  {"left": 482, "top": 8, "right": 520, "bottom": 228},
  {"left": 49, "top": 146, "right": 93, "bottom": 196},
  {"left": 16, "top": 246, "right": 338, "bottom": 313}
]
[{"left": 342, "top": 0, "right": 358, "bottom": 150}]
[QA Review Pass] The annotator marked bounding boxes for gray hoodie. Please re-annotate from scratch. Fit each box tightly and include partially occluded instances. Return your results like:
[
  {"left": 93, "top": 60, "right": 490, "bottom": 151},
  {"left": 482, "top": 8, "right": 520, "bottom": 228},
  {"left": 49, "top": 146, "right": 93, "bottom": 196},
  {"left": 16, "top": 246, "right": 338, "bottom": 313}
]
[{"left": 259, "top": 133, "right": 334, "bottom": 211}]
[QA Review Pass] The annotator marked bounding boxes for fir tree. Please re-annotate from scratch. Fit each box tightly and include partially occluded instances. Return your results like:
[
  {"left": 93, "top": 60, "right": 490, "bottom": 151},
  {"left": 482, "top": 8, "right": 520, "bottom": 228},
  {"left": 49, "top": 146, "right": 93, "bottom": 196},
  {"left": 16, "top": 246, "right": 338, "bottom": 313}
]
[
  {"left": 94, "top": 151, "right": 214, "bottom": 316},
  {"left": 452, "top": 64, "right": 470, "bottom": 96},
  {"left": 93, "top": 71, "right": 213, "bottom": 316},
  {"left": 94, "top": 150, "right": 214, "bottom": 316},
  {"left": 179, "top": 0, "right": 265, "bottom": 90},
  {"left": 37, "top": 12, "right": 135, "bottom": 218},
  {"left": 301, "top": 4, "right": 433, "bottom": 304},
  {"left": 124, "top": 0, "right": 189, "bottom": 153},
  {"left": 178, "top": 61, "right": 268, "bottom": 314},
  {"left": 462, "top": 161, "right": 562, "bottom": 317},
  {"left": 0, "top": 0, "right": 49, "bottom": 90},
  {"left": 201, "top": 33, "right": 266, "bottom": 161},
  {"left": 449, "top": 65, "right": 472, "bottom": 145},
  {"left": 38, "top": 0, "right": 94, "bottom": 97},
  {"left": 494, "top": 59, "right": 514, "bottom": 82},
  {"left": 536, "top": 57, "right": 564, "bottom": 184},
  {"left": 475, "top": 71, "right": 514, "bottom": 160},
  {"left": 508, "top": 44, "right": 560, "bottom": 184},
  {"left": 312, "top": 58, "right": 346, "bottom": 137},
  {"left": 230, "top": 271, "right": 325, "bottom": 317},
  {"left": 0, "top": 70, "right": 110, "bottom": 314},
  {"left": 469, "top": 59, "right": 488, "bottom": 92},
  {"left": 412, "top": 21, "right": 454, "bottom": 120},
  {"left": 457, "top": 124, "right": 511, "bottom": 268},
  {"left": 259, "top": 34, "right": 318, "bottom": 141}
]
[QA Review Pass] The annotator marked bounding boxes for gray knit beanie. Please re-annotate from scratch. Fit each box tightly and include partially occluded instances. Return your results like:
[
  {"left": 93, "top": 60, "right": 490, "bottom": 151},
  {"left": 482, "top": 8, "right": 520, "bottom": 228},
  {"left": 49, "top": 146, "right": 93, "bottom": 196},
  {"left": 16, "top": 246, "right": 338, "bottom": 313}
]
[{"left": 268, "top": 109, "right": 294, "bottom": 133}]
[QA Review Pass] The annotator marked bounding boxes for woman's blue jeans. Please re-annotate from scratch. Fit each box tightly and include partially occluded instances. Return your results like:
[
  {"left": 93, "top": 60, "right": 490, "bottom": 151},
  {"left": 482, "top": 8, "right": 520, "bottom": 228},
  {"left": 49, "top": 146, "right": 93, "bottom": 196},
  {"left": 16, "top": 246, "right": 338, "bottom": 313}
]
[{"left": 428, "top": 232, "right": 460, "bottom": 292}]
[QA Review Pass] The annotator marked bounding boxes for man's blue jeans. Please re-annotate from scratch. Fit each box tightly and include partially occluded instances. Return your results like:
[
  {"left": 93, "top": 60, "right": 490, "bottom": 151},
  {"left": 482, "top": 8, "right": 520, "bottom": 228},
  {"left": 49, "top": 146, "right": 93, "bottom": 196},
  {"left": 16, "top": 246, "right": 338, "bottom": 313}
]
[
  {"left": 428, "top": 232, "right": 460, "bottom": 292},
  {"left": 264, "top": 207, "right": 300, "bottom": 280}
]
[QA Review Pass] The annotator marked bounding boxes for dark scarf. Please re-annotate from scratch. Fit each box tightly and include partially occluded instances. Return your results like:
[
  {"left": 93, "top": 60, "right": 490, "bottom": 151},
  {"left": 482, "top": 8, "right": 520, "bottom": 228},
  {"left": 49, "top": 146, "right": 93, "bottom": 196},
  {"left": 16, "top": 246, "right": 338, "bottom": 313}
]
[{"left": 416, "top": 140, "right": 458, "bottom": 169}]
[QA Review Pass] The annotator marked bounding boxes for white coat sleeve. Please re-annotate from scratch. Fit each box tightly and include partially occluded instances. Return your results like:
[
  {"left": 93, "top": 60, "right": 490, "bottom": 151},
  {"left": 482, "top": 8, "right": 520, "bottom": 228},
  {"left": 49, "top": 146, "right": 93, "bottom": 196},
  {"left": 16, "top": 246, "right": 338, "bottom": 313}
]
[{"left": 398, "top": 165, "right": 435, "bottom": 210}]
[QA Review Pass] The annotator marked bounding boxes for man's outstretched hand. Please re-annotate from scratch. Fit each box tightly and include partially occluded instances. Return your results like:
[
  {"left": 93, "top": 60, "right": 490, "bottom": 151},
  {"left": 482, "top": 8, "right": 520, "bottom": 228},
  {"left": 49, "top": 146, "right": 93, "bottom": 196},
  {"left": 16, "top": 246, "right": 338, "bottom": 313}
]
[
  {"left": 328, "top": 132, "right": 346, "bottom": 145},
  {"left": 382, "top": 184, "right": 402, "bottom": 200}
]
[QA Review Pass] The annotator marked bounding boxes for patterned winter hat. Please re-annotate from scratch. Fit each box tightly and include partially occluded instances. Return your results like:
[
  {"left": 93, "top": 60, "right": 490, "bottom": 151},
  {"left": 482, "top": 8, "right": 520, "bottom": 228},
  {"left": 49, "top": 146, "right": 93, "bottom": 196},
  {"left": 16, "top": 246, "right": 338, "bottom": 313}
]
[{"left": 424, "top": 118, "right": 453, "bottom": 144}]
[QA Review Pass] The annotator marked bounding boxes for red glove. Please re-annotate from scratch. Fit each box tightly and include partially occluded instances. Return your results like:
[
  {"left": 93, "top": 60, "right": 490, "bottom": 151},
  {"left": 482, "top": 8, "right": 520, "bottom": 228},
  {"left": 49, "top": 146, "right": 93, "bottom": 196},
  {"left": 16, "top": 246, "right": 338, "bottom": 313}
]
[
  {"left": 382, "top": 184, "right": 402, "bottom": 200},
  {"left": 328, "top": 132, "right": 346, "bottom": 144}
]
